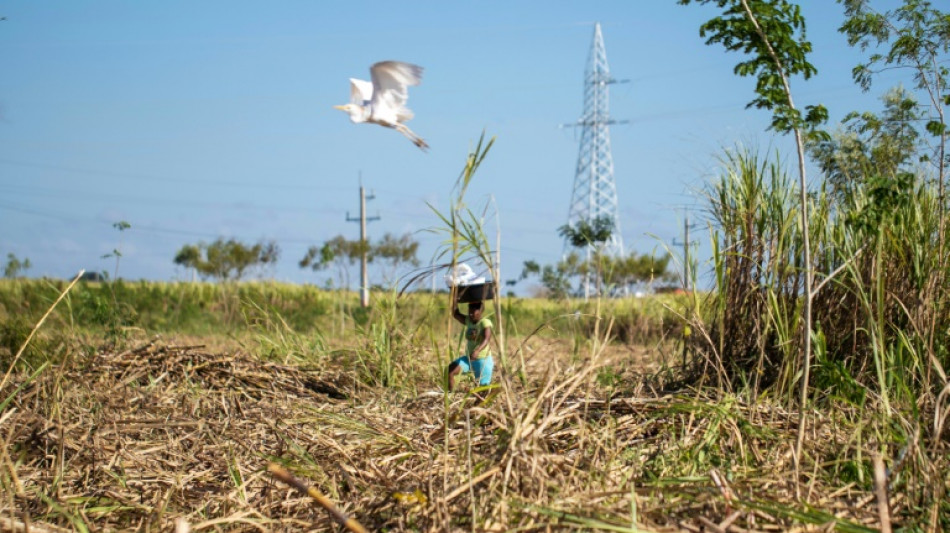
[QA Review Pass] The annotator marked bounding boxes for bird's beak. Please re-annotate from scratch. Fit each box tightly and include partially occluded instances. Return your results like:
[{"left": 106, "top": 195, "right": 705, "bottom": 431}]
[{"left": 333, "top": 105, "right": 346, "bottom": 111}]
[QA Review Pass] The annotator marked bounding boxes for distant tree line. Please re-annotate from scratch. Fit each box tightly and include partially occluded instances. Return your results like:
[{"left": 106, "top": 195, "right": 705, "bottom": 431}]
[
  {"left": 517, "top": 216, "right": 675, "bottom": 299},
  {"left": 8, "top": 224, "right": 671, "bottom": 297},
  {"left": 172, "top": 233, "right": 420, "bottom": 287},
  {"left": 299, "top": 232, "right": 420, "bottom": 289}
]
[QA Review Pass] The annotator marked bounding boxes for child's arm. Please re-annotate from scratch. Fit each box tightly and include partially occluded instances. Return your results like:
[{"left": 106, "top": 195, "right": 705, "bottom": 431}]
[
  {"left": 452, "top": 300, "right": 466, "bottom": 325},
  {"left": 472, "top": 324, "right": 492, "bottom": 358}
]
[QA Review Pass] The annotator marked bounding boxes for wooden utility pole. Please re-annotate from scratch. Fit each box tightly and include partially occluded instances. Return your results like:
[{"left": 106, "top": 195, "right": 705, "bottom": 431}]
[
  {"left": 684, "top": 214, "right": 691, "bottom": 292},
  {"left": 346, "top": 181, "right": 379, "bottom": 307}
]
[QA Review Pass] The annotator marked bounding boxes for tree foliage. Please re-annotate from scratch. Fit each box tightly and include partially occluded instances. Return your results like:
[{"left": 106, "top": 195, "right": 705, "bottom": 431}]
[
  {"left": 521, "top": 251, "right": 672, "bottom": 299},
  {"left": 520, "top": 254, "right": 578, "bottom": 300},
  {"left": 809, "top": 86, "right": 926, "bottom": 195},
  {"left": 3, "top": 253, "right": 31, "bottom": 279},
  {"left": 558, "top": 216, "right": 618, "bottom": 297},
  {"left": 678, "top": 0, "right": 828, "bottom": 134},
  {"left": 557, "top": 216, "right": 614, "bottom": 249},
  {"left": 173, "top": 238, "right": 280, "bottom": 281},
  {"left": 599, "top": 252, "right": 674, "bottom": 292},
  {"left": 300, "top": 235, "right": 366, "bottom": 289},
  {"left": 837, "top": 0, "right": 950, "bottom": 185},
  {"left": 370, "top": 232, "right": 420, "bottom": 284},
  {"left": 299, "top": 233, "right": 419, "bottom": 288}
]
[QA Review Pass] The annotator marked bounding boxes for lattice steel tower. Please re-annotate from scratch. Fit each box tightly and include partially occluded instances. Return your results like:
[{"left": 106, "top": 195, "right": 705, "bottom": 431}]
[{"left": 564, "top": 22, "right": 626, "bottom": 259}]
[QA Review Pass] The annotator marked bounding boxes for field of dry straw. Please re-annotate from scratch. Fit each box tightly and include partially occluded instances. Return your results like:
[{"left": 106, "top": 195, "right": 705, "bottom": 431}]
[{"left": 0, "top": 287, "right": 903, "bottom": 532}]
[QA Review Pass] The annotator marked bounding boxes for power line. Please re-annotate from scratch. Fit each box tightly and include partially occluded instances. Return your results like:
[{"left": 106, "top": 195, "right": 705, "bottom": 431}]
[
  {"left": 1, "top": 181, "right": 584, "bottom": 238},
  {"left": 0, "top": 182, "right": 345, "bottom": 215},
  {"left": 0, "top": 158, "right": 351, "bottom": 192},
  {"left": 0, "top": 199, "right": 317, "bottom": 244},
  {"left": 0, "top": 200, "right": 91, "bottom": 225}
]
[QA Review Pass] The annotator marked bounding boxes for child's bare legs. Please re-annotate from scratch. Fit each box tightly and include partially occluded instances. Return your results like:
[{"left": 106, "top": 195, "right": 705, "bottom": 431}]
[{"left": 447, "top": 360, "right": 462, "bottom": 392}]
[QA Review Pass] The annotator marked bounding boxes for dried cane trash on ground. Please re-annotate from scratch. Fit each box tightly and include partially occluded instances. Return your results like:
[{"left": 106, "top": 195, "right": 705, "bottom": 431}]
[{"left": 1, "top": 340, "right": 904, "bottom": 531}]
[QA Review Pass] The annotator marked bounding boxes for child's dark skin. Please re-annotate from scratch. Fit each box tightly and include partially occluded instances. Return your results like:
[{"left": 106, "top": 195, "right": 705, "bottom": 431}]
[{"left": 447, "top": 301, "right": 492, "bottom": 392}]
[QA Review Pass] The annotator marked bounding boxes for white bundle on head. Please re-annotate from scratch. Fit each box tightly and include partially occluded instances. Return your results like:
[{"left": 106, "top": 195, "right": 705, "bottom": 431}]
[{"left": 444, "top": 263, "right": 477, "bottom": 287}]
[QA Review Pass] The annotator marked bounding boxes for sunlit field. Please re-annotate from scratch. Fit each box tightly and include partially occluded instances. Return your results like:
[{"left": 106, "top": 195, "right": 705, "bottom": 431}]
[
  {"left": 5, "top": 3, "right": 950, "bottom": 523},
  {"left": 1, "top": 270, "right": 946, "bottom": 531}
]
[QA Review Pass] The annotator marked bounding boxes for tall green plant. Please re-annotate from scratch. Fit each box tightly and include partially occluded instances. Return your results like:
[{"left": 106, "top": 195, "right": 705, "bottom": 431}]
[
  {"left": 678, "top": 0, "right": 829, "bottom": 469},
  {"left": 428, "top": 133, "right": 520, "bottom": 389},
  {"left": 242, "top": 298, "right": 327, "bottom": 365},
  {"left": 816, "top": 173, "right": 945, "bottom": 402},
  {"left": 819, "top": 173, "right": 949, "bottom": 521},
  {"left": 353, "top": 289, "right": 405, "bottom": 389},
  {"left": 701, "top": 146, "right": 803, "bottom": 395}
]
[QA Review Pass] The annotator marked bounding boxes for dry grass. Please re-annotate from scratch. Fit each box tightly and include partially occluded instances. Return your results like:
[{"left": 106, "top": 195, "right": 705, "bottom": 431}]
[{"left": 0, "top": 332, "right": 911, "bottom": 533}]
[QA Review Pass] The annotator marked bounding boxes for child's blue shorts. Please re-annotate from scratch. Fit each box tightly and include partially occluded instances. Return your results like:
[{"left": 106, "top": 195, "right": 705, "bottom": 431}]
[{"left": 452, "top": 355, "right": 494, "bottom": 386}]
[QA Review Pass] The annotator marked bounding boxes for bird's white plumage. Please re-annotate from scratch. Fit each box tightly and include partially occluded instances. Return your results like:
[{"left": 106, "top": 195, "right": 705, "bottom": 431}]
[
  {"left": 348, "top": 78, "right": 373, "bottom": 106},
  {"left": 334, "top": 60, "right": 428, "bottom": 150},
  {"left": 370, "top": 61, "right": 421, "bottom": 123}
]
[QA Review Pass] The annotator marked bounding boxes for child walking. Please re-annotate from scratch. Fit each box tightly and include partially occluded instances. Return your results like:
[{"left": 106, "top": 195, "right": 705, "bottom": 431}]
[{"left": 447, "top": 300, "right": 493, "bottom": 392}]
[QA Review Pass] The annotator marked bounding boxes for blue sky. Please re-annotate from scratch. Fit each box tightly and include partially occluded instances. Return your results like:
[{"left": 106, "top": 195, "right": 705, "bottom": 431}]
[{"left": 0, "top": 1, "right": 915, "bottom": 292}]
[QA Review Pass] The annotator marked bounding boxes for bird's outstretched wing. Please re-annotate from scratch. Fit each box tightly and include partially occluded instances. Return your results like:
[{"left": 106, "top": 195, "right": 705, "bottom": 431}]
[
  {"left": 349, "top": 78, "right": 373, "bottom": 106},
  {"left": 369, "top": 61, "right": 423, "bottom": 122}
]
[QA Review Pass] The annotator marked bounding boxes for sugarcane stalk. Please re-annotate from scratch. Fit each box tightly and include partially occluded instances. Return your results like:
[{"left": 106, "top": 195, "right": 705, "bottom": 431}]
[{"left": 267, "top": 463, "right": 369, "bottom": 533}]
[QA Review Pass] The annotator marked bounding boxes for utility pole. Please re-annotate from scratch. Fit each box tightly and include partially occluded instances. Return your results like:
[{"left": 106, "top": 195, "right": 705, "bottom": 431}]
[
  {"left": 684, "top": 214, "right": 691, "bottom": 292},
  {"left": 672, "top": 210, "right": 699, "bottom": 369},
  {"left": 672, "top": 211, "right": 699, "bottom": 292},
  {"left": 346, "top": 178, "right": 380, "bottom": 307}
]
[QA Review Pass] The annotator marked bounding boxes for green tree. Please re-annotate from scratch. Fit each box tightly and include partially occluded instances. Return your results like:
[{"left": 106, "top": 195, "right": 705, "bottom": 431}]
[
  {"left": 173, "top": 238, "right": 280, "bottom": 281},
  {"left": 809, "top": 86, "right": 925, "bottom": 196},
  {"left": 3, "top": 253, "right": 31, "bottom": 278},
  {"left": 520, "top": 259, "right": 541, "bottom": 284},
  {"left": 557, "top": 216, "right": 614, "bottom": 248},
  {"left": 601, "top": 252, "right": 675, "bottom": 294},
  {"left": 838, "top": 0, "right": 950, "bottom": 193},
  {"left": 558, "top": 215, "right": 615, "bottom": 297},
  {"left": 300, "top": 235, "right": 367, "bottom": 289},
  {"left": 370, "top": 232, "right": 420, "bottom": 286},
  {"left": 301, "top": 233, "right": 419, "bottom": 289},
  {"left": 520, "top": 251, "right": 670, "bottom": 299},
  {"left": 520, "top": 254, "right": 581, "bottom": 300},
  {"left": 258, "top": 240, "right": 280, "bottom": 279},
  {"left": 173, "top": 244, "right": 201, "bottom": 281}
]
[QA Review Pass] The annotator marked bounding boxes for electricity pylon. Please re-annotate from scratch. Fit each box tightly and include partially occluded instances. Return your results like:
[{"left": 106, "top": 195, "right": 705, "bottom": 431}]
[
  {"left": 563, "top": 22, "right": 627, "bottom": 259},
  {"left": 563, "top": 22, "right": 627, "bottom": 297}
]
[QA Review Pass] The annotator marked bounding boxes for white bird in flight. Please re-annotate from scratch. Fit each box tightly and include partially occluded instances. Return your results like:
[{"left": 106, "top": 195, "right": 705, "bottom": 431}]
[{"left": 334, "top": 61, "right": 428, "bottom": 151}]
